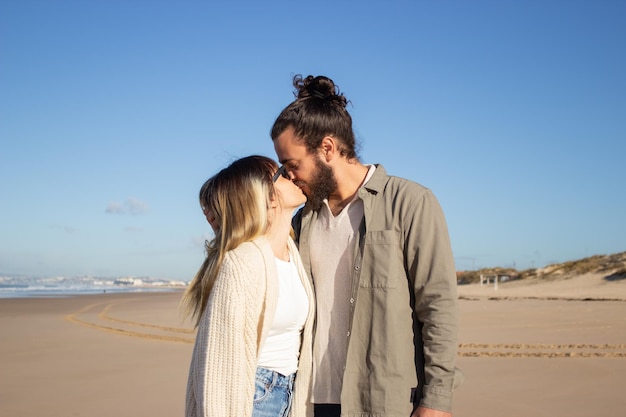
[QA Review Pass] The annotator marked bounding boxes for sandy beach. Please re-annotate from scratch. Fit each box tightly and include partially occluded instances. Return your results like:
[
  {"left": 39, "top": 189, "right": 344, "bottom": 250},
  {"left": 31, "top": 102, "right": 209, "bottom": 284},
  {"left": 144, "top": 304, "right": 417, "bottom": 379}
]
[
  {"left": 2, "top": 275, "right": 626, "bottom": 417},
  {"left": 454, "top": 273, "right": 626, "bottom": 416},
  {"left": 0, "top": 291, "right": 195, "bottom": 417}
]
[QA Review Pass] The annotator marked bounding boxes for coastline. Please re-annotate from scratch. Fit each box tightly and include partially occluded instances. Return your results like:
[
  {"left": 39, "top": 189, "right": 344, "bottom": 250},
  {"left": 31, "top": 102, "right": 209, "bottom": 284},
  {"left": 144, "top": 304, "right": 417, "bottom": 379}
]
[{"left": 0, "top": 284, "right": 187, "bottom": 299}]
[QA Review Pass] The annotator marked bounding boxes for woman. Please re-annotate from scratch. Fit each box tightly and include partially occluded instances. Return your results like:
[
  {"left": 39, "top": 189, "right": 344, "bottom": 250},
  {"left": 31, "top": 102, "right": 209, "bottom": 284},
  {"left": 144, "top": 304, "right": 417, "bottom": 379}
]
[{"left": 182, "top": 155, "right": 314, "bottom": 417}]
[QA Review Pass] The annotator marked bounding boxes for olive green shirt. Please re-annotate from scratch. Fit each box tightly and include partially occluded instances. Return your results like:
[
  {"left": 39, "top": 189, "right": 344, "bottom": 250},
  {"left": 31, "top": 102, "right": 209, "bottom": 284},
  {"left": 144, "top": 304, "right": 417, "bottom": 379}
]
[{"left": 293, "top": 164, "right": 461, "bottom": 416}]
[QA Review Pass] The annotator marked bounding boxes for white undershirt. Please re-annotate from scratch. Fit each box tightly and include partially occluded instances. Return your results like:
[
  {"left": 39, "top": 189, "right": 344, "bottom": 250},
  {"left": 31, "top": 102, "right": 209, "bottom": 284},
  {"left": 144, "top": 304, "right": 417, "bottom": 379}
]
[
  {"left": 309, "top": 165, "right": 376, "bottom": 403},
  {"left": 257, "top": 257, "right": 309, "bottom": 376}
]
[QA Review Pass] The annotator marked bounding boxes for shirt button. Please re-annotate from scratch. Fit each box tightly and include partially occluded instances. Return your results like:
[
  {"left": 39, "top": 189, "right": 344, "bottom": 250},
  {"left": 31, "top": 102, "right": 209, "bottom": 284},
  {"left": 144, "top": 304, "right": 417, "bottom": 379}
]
[
  {"left": 354, "top": 265, "right": 360, "bottom": 270},
  {"left": 347, "top": 331, "right": 351, "bottom": 337},
  {"left": 349, "top": 298, "right": 355, "bottom": 304}
]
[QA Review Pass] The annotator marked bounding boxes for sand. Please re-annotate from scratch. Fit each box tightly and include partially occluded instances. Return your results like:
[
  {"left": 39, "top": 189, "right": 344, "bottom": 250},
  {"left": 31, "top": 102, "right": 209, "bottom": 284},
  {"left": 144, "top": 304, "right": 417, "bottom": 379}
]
[
  {"left": 0, "top": 291, "right": 195, "bottom": 417},
  {"left": 455, "top": 273, "right": 626, "bottom": 416},
  {"left": 1, "top": 275, "right": 625, "bottom": 417}
]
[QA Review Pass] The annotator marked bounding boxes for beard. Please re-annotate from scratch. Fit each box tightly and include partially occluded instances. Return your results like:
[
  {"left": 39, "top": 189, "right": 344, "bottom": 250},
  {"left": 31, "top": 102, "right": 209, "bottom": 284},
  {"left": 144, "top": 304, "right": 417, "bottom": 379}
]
[{"left": 304, "top": 158, "right": 338, "bottom": 210}]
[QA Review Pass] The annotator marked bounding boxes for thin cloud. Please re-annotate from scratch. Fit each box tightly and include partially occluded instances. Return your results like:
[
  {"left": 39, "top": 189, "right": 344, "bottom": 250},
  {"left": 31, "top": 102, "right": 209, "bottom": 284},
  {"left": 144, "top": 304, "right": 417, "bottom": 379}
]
[
  {"left": 105, "top": 202, "right": 125, "bottom": 214},
  {"left": 126, "top": 197, "right": 149, "bottom": 215},
  {"left": 105, "top": 198, "right": 150, "bottom": 215},
  {"left": 51, "top": 225, "right": 78, "bottom": 234}
]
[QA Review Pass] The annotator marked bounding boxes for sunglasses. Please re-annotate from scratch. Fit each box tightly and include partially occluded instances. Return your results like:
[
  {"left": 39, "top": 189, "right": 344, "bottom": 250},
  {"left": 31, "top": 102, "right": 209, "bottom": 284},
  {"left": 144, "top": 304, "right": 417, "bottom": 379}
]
[{"left": 272, "top": 165, "right": 290, "bottom": 182}]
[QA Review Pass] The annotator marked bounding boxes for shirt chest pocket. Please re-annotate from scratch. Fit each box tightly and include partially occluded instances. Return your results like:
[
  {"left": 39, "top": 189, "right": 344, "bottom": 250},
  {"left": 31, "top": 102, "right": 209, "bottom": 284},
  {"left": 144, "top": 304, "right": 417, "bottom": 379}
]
[{"left": 359, "top": 230, "right": 404, "bottom": 289}]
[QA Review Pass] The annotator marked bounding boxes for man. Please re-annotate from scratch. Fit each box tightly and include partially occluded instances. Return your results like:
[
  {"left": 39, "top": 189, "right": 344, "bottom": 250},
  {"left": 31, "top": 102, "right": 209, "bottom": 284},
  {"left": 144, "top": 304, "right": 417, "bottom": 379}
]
[{"left": 271, "top": 75, "right": 462, "bottom": 417}]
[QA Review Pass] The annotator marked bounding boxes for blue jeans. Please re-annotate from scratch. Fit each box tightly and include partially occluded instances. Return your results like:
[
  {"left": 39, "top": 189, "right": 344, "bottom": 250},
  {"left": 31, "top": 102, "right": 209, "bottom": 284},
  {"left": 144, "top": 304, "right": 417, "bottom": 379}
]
[{"left": 252, "top": 367, "right": 296, "bottom": 417}]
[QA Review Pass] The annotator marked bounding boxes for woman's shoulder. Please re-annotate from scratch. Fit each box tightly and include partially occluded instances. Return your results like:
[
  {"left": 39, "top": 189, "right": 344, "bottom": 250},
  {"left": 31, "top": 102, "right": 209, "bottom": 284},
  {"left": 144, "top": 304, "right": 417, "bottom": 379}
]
[
  {"left": 212, "top": 238, "right": 272, "bottom": 290},
  {"left": 224, "top": 237, "right": 273, "bottom": 269}
]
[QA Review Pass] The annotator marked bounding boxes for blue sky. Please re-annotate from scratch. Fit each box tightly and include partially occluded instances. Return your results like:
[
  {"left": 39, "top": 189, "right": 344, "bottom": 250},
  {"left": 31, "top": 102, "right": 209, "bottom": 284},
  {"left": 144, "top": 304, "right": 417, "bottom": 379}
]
[{"left": 1, "top": 0, "right": 624, "bottom": 279}]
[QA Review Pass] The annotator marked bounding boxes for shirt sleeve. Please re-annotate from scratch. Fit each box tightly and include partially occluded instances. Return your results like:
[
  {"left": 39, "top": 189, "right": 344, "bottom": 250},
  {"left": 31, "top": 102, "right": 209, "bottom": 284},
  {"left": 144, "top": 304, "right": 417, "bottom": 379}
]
[{"left": 406, "top": 189, "right": 460, "bottom": 412}]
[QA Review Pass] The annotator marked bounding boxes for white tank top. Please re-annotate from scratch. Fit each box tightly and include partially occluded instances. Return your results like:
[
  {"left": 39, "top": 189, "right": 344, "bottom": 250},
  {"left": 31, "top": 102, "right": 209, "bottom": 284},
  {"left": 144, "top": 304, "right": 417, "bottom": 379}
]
[{"left": 257, "top": 257, "right": 309, "bottom": 376}]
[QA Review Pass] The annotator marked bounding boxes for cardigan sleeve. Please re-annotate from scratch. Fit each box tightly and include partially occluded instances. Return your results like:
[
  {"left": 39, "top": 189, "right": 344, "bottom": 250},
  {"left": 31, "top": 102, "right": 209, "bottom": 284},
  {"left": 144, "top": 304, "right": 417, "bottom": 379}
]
[{"left": 186, "top": 250, "right": 265, "bottom": 417}]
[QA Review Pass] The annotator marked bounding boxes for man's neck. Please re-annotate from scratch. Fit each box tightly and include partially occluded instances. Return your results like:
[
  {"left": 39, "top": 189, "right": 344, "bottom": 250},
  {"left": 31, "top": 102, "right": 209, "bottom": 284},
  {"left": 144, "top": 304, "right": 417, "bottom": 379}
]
[{"left": 327, "top": 162, "right": 369, "bottom": 216}]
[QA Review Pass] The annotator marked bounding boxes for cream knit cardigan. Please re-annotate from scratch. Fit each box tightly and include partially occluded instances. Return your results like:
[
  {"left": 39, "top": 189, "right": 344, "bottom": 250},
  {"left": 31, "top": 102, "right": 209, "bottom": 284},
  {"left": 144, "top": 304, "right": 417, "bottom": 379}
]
[{"left": 185, "top": 236, "right": 315, "bottom": 417}]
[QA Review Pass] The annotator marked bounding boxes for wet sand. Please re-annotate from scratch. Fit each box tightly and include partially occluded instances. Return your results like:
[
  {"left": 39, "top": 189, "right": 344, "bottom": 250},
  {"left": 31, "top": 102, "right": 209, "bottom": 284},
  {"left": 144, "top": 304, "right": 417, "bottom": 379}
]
[{"left": 1, "top": 275, "right": 625, "bottom": 417}]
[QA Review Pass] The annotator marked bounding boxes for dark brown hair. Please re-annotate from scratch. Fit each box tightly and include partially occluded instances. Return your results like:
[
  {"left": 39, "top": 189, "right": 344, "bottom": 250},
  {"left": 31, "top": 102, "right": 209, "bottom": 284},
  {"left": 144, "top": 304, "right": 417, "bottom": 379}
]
[{"left": 271, "top": 75, "right": 357, "bottom": 160}]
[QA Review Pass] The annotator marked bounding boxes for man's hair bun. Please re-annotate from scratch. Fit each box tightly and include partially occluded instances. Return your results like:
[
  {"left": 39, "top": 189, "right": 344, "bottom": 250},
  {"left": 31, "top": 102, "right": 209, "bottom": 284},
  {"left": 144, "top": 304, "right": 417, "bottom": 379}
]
[{"left": 293, "top": 74, "right": 348, "bottom": 108}]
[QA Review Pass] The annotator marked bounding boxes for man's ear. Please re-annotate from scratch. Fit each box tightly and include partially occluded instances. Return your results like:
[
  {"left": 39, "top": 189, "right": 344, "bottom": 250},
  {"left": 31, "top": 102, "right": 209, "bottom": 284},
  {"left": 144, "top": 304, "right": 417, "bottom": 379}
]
[{"left": 320, "top": 136, "right": 336, "bottom": 162}]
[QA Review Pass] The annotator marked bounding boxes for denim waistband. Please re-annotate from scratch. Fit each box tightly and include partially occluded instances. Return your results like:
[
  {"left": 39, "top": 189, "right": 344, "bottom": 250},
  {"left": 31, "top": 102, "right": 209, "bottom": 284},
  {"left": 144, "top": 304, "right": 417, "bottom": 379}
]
[{"left": 255, "top": 366, "right": 296, "bottom": 389}]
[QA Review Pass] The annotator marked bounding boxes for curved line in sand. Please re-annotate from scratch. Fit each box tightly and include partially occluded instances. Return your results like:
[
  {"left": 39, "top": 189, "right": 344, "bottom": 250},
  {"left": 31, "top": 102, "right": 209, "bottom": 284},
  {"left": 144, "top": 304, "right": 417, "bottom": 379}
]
[
  {"left": 67, "top": 303, "right": 626, "bottom": 356},
  {"left": 64, "top": 302, "right": 194, "bottom": 344},
  {"left": 98, "top": 304, "right": 195, "bottom": 334}
]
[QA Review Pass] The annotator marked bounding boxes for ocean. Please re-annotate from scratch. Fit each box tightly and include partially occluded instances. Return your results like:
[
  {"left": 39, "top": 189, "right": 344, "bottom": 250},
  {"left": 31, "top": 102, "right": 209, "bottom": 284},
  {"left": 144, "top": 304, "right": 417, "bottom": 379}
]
[{"left": 0, "top": 276, "right": 187, "bottom": 298}]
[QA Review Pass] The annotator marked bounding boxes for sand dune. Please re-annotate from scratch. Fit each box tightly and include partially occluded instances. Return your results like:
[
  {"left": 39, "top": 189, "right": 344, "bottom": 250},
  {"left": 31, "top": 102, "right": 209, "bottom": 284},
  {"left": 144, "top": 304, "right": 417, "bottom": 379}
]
[{"left": 457, "top": 271, "right": 626, "bottom": 300}]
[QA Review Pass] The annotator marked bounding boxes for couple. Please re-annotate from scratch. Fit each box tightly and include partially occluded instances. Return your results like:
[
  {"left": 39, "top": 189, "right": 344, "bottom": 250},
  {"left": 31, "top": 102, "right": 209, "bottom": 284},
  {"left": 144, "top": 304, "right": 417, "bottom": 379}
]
[{"left": 182, "top": 75, "right": 461, "bottom": 417}]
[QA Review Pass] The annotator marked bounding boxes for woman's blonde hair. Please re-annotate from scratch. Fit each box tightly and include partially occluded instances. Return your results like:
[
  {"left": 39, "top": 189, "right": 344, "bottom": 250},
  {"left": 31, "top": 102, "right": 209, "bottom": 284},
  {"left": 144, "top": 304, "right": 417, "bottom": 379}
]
[{"left": 181, "top": 155, "right": 278, "bottom": 326}]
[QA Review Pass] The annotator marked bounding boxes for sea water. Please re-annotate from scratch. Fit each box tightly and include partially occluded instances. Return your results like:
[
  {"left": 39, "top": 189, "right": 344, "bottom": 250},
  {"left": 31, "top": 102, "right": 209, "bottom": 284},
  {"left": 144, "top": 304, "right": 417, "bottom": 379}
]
[{"left": 0, "top": 276, "right": 185, "bottom": 298}]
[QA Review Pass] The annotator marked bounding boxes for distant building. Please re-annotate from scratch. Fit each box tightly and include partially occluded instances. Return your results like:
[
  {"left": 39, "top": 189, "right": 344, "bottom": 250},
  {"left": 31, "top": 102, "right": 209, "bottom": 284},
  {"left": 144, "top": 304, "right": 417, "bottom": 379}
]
[{"left": 114, "top": 277, "right": 143, "bottom": 286}]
